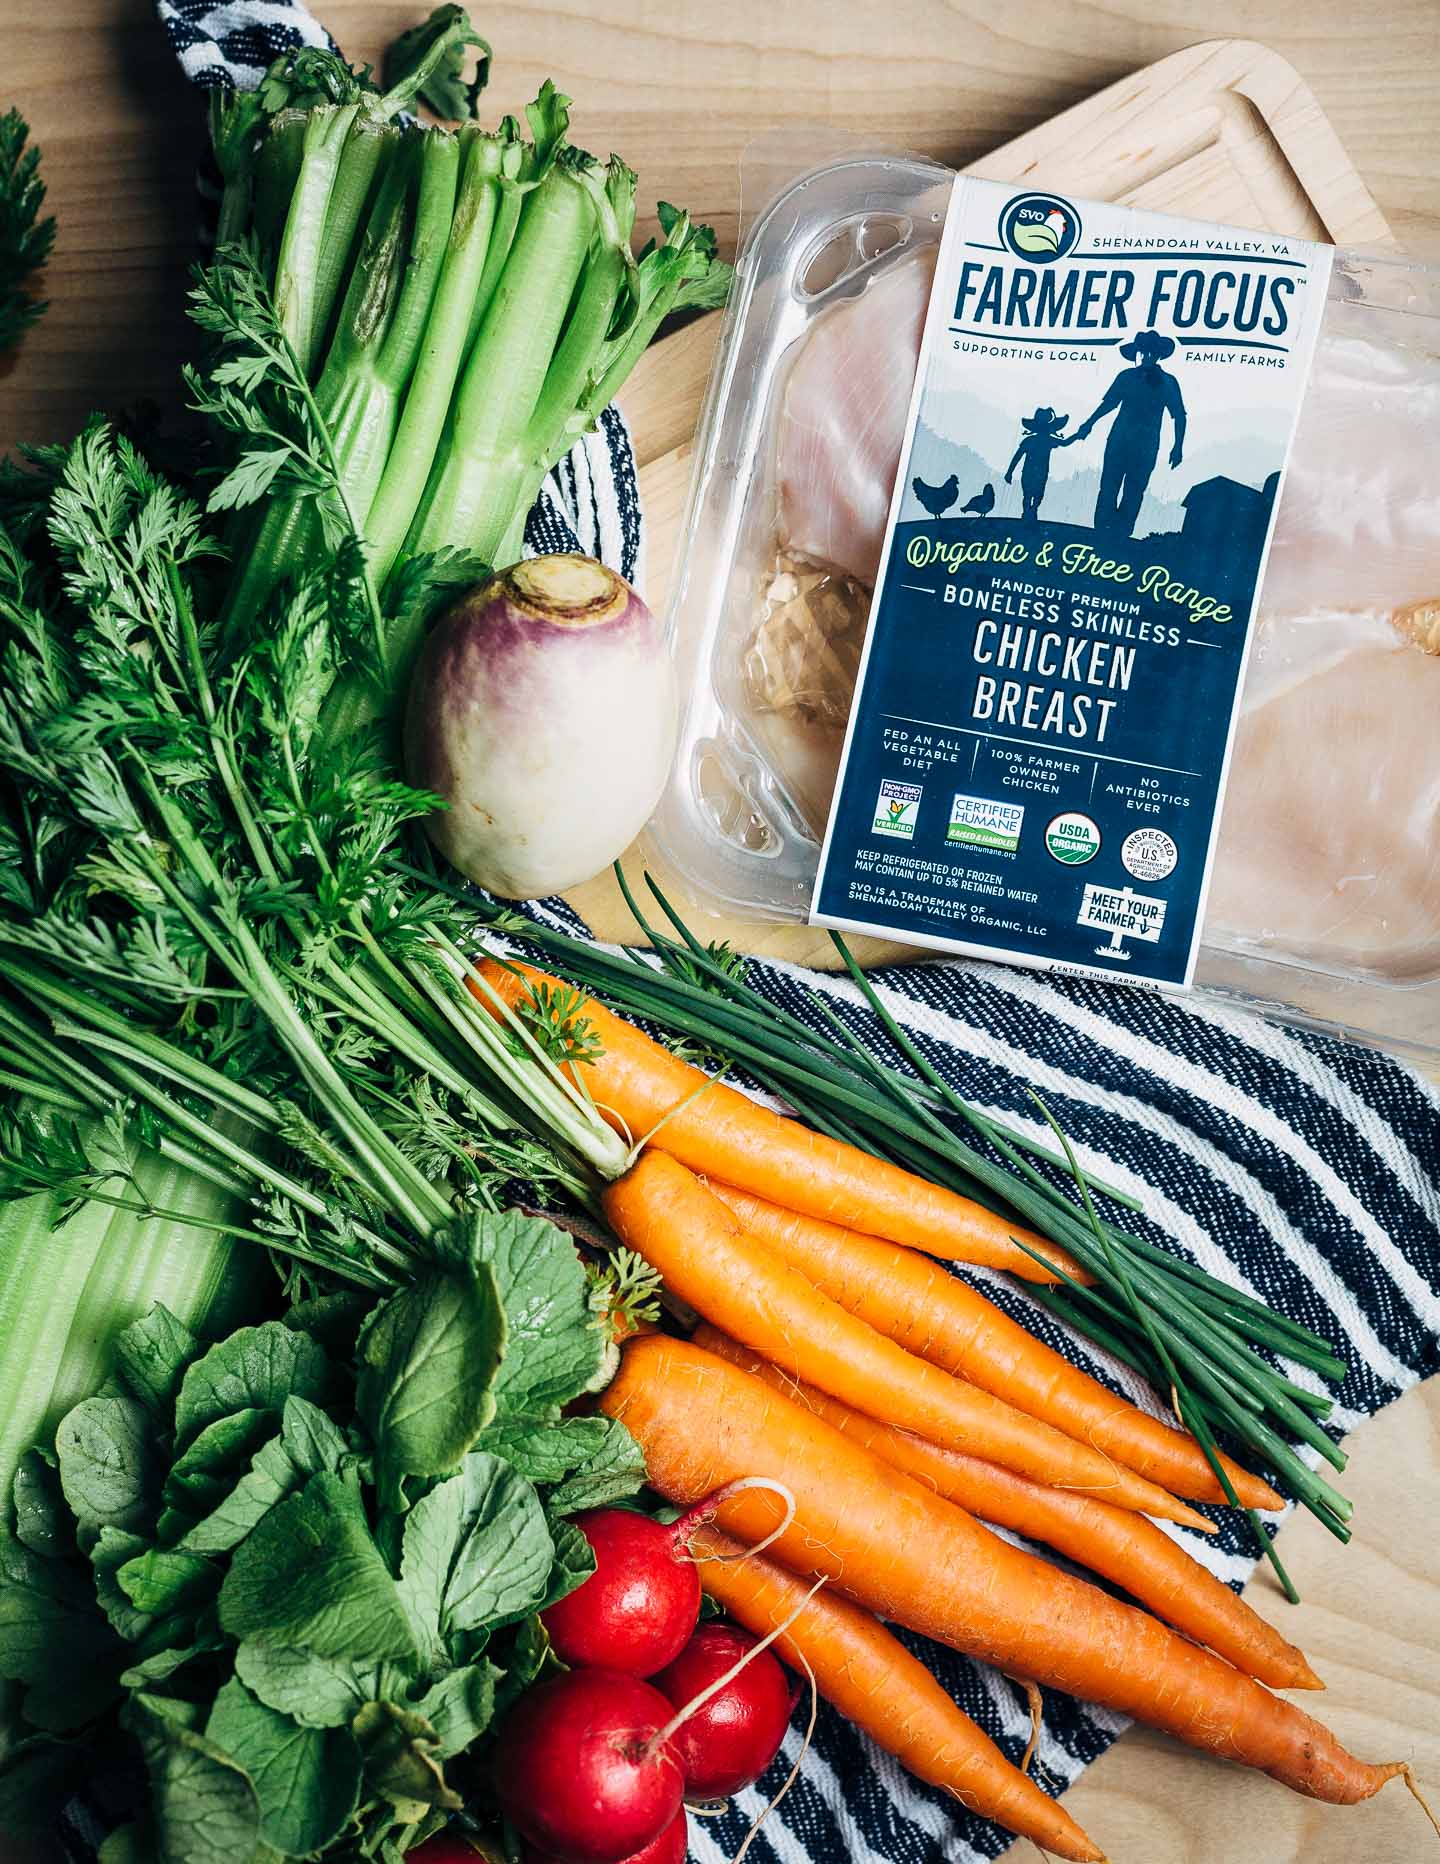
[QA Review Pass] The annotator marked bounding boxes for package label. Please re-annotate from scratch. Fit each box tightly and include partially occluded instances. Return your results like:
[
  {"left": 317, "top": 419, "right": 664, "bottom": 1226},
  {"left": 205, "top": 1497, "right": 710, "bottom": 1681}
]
[{"left": 811, "top": 180, "right": 1333, "bottom": 986}]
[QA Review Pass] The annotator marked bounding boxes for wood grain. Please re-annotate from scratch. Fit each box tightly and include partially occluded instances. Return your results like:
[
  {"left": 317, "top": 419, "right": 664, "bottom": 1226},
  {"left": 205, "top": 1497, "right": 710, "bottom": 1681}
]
[
  {"left": 1061, "top": 1378, "right": 1440, "bottom": 1864},
  {"left": 3, "top": 0, "right": 1437, "bottom": 452}
]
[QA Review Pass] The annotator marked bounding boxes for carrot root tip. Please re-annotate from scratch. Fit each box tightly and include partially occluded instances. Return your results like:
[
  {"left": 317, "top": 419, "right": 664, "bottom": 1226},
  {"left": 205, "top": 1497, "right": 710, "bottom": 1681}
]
[{"left": 1402, "top": 1763, "right": 1440, "bottom": 1840}]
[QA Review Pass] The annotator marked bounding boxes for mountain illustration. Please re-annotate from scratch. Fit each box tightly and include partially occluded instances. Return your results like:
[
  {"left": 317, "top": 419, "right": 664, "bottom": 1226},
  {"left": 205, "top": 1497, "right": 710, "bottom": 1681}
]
[{"left": 903, "top": 419, "right": 1186, "bottom": 536}]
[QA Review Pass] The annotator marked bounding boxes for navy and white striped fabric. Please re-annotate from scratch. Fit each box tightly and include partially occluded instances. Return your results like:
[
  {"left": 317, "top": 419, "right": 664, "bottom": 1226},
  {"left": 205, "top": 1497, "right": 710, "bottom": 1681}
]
[
  {"left": 515, "top": 908, "right": 1440, "bottom": 1864},
  {"left": 151, "top": 6, "right": 1440, "bottom": 1861},
  {"left": 156, "top": 0, "right": 646, "bottom": 589}
]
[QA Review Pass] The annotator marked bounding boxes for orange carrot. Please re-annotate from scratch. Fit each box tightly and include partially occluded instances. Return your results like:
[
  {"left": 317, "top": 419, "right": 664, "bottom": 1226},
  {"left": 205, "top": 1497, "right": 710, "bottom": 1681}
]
[
  {"left": 471, "top": 957, "right": 1087, "bottom": 1284},
  {"left": 603, "top": 1152, "right": 1211, "bottom": 1532},
  {"left": 691, "top": 1527, "right": 1105, "bottom": 1862},
  {"left": 694, "top": 1325, "right": 1319, "bottom": 1693},
  {"left": 709, "top": 1184, "right": 1282, "bottom": 1514},
  {"left": 603, "top": 1336, "right": 1403, "bottom": 1807}
]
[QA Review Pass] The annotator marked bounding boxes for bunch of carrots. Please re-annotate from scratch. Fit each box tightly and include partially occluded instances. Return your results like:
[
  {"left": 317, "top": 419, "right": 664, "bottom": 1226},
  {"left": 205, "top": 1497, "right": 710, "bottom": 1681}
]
[{"left": 472, "top": 958, "right": 1429, "bottom": 1859}]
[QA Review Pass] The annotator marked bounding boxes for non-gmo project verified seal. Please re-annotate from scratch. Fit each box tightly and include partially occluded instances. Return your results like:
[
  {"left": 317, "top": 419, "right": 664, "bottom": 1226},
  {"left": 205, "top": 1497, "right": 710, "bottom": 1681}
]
[
  {"left": 947, "top": 794, "right": 1024, "bottom": 853},
  {"left": 872, "top": 780, "right": 922, "bottom": 839}
]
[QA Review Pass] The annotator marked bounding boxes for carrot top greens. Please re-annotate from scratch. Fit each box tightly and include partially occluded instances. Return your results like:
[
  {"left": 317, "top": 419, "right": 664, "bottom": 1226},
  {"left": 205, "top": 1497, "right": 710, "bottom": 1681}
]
[{"left": 0, "top": 108, "right": 54, "bottom": 355}]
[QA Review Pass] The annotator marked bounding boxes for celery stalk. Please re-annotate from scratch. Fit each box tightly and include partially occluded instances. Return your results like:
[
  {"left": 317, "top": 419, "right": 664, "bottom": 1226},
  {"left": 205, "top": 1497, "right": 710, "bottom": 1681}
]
[
  {"left": 403, "top": 165, "right": 595, "bottom": 572},
  {"left": 223, "top": 133, "right": 460, "bottom": 641},
  {"left": 252, "top": 113, "right": 308, "bottom": 270},
  {"left": 272, "top": 102, "right": 362, "bottom": 377},
  {"left": 364, "top": 127, "right": 512, "bottom": 585},
  {"left": 0, "top": 1147, "right": 258, "bottom": 1499},
  {"left": 466, "top": 177, "right": 522, "bottom": 355},
  {"left": 307, "top": 118, "right": 398, "bottom": 369}
]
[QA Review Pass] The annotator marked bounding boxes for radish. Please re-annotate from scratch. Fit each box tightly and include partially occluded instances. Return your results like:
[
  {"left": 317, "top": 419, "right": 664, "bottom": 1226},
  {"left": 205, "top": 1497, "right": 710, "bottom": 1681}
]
[
  {"left": 539, "top": 1507, "right": 702, "bottom": 1677},
  {"left": 653, "top": 1622, "right": 793, "bottom": 1798},
  {"left": 541, "top": 1483, "right": 796, "bottom": 1678},
  {"left": 492, "top": 1667, "right": 684, "bottom": 1864},
  {"left": 523, "top": 1808, "right": 688, "bottom": 1864}
]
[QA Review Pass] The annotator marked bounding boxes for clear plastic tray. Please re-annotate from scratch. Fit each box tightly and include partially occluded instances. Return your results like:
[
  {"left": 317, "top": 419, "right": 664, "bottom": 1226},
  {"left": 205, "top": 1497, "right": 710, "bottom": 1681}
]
[{"left": 652, "top": 138, "right": 1440, "bottom": 1061}]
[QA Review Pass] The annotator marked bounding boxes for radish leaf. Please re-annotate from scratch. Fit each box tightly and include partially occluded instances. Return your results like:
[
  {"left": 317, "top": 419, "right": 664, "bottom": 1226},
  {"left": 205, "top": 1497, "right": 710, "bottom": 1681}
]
[
  {"left": 357, "top": 1263, "right": 504, "bottom": 1496},
  {"left": 207, "top": 1675, "right": 363, "bottom": 1855}
]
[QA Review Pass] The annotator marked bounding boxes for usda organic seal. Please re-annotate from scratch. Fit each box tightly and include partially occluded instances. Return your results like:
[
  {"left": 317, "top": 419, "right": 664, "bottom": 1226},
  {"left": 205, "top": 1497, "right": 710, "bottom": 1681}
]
[
  {"left": 1122, "top": 827, "right": 1179, "bottom": 881},
  {"left": 1044, "top": 812, "right": 1101, "bottom": 865}
]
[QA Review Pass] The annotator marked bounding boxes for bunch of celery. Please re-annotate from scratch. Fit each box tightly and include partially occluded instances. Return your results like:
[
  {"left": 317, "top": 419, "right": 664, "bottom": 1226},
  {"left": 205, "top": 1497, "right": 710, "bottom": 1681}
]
[{"left": 208, "top": 11, "right": 730, "bottom": 719}]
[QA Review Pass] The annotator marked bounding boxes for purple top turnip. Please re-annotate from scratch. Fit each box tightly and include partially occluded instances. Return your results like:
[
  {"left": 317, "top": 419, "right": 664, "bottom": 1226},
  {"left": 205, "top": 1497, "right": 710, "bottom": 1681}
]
[{"left": 406, "top": 555, "right": 676, "bottom": 899}]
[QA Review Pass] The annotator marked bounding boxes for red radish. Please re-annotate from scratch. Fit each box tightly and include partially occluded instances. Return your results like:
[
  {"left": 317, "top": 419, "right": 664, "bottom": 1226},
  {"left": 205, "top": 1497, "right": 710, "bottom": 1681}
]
[
  {"left": 653, "top": 1622, "right": 793, "bottom": 1797},
  {"left": 523, "top": 1809, "right": 688, "bottom": 1864},
  {"left": 541, "top": 1483, "right": 796, "bottom": 1679},
  {"left": 493, "top": 1667, "right": 684, "bottom": 1864},
  {"left": 540, "top": 1508, "right": 702, "bottom": 1676}
]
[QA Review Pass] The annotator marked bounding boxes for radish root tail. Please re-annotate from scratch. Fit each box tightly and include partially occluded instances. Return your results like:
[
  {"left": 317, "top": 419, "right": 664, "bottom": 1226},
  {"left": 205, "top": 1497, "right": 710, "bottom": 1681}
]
[
  {"left": 730, "top": 1649, "right": 818, "bottom": 1864},
  {"left": 649, "top": 1574, "right": 827, "bottom": 1757},
  {"left": 675, "top": 1477, "right": 798, "bottom": 1565}
]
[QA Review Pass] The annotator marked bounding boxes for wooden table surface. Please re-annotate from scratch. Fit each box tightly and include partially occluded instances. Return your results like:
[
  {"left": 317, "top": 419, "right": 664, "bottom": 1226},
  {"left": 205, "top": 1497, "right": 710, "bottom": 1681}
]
[{"left": 4, "top": 4, "right": 1439, "bottom": 1861}]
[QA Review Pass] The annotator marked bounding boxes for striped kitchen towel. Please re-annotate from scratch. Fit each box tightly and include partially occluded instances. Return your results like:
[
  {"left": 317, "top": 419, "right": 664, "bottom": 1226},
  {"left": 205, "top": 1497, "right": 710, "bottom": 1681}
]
[
  {"left": 134, "top": 6, "right": 1440, "bottom": 1863},
  {"left": 155, "top": 0, "right": 645, "bottom": 590},
  {"left": 512, "top": 894, "right": 1440, "bottom": 1864}
]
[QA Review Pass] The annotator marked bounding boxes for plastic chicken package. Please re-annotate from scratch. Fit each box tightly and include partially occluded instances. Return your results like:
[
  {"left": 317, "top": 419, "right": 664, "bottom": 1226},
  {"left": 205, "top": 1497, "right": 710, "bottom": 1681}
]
[{"left": 652, "top": 139, "right": 1440, "bottom": 1058}]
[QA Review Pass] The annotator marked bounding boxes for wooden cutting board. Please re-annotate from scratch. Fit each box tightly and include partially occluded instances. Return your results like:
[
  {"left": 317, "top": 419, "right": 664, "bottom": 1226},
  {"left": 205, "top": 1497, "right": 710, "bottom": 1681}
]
[{"left": 564, "top": 37, "right": 1394, "bottom": 960}]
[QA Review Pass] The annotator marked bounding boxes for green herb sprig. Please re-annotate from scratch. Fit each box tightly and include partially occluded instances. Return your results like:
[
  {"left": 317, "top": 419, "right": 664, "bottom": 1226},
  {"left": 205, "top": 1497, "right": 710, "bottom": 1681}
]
[{"left": 0, "top": 108, "right": 55, "bottom": 354}]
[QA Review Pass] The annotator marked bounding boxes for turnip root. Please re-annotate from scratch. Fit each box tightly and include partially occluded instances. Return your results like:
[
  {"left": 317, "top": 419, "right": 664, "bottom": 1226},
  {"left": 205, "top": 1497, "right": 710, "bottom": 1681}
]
[{"left": 406, "top": 555, "right": 676, "bottom": 899}]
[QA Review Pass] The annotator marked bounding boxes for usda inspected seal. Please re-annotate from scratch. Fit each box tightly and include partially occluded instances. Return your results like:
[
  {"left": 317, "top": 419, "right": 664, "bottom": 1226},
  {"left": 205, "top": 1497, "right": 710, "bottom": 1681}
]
[
  {"left": 1044, "top": 812, "right": 1101, "bottom": 866},
  {"left": 1122, "top": 827, "right": 1178, "bottom": 881}
]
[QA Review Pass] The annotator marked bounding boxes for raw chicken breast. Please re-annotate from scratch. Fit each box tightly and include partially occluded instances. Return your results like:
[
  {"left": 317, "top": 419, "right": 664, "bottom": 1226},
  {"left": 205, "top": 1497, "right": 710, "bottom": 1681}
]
[
  {"left": 1208, "top": 616, "right": 1440, "bottom": 978},
  {"left": 777, "top": 248, "right": 937, "bottom": 584},
  {"left": 770, "top": 260, "right": 1440, "bottom": 979},
  {"left": 1261, "top": 332, "right": 1440, "bottom": 616}
]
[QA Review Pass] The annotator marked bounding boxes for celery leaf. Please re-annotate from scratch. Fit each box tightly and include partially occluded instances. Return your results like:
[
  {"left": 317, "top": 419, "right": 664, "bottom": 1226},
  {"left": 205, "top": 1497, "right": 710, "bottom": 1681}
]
[{"left": 382, "top": 6, "right": 491, "bottom": 121}]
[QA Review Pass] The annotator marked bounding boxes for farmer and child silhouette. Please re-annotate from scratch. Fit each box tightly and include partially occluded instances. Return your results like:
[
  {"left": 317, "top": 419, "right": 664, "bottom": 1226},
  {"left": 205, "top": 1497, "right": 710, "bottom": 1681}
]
[{"left": 913, "top": 329, "right": 1189, "bottom": 538}]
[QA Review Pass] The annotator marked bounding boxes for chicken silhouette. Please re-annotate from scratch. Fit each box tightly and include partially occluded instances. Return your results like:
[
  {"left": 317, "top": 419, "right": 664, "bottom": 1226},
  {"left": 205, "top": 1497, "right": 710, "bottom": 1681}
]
[
  {"left": 910, "top": 472, "right": 959, "bottom": 518},
  {"left": 961, "top": 482, "right": 996, "bottom": 517}
]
